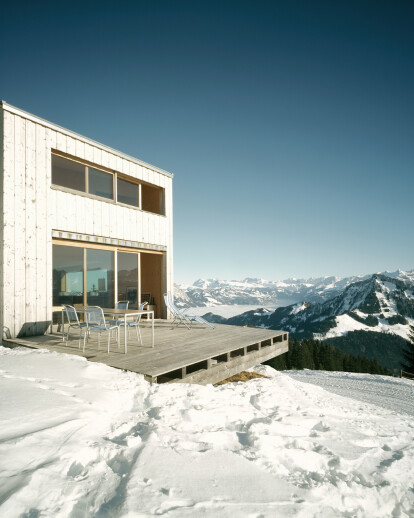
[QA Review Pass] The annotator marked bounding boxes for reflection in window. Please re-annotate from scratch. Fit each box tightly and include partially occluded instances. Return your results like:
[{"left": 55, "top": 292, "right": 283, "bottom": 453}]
[
  {"left": 117, "top": 177, "right": 139, "bottom": 207},
  {"left": 52, "top": 155, "right": 85, "bottom": 192},
  {"left": 86, "top": 249, "right": 114, "bottom": 307},
  {"left": 53, "top": 245, "right": 84, "bottom": 306},
  {"left": 88, "top": 168, "right": 113, "bottom": 199},
  {"left": 118, "top": 252, "right": 139, "bottom": 308}
]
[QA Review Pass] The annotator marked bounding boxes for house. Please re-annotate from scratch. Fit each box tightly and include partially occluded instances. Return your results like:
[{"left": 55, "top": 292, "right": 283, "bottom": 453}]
[{"left": 0, "top": 101, "right": 173, "bottom": 339}]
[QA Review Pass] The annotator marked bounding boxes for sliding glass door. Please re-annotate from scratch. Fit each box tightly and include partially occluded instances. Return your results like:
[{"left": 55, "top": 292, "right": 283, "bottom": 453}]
[
  {"left": 117, "top": 252, "right": 139, "bottom": 308},
  {"left": 53, "top": 243, "right": 146, "bottom": 311},
  {"left": 86, "top": 249, "right": 115, "bottom": 308},
  {"left": 53, "top": 245, "right": 84, "bottom": 306},
  {"left": 53, "top": 244, "right": 115, "bottom": 309}
]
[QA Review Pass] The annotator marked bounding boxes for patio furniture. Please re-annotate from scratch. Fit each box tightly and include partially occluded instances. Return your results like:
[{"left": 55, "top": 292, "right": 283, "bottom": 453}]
[
  {"left": 120, "top": 312, "right": 143, "bottom": 344},
  {"left": 164, "top": 293, "right": 215, "bottom": 329},
  {"left": 110, "top": 302, "right": 146, "bottom": 344},
  {"left": 83, "top": 306, "right": 120, "bottom": 353},
  {"left": 107, "top": 300, "right": 130, "bottom": 325},
  {"left": 62, "top": 304, "right": 88, "bottom": 347},
  {"left": 116, "top": 301, "right": 129, "bottom": 309},
  {"left": 77, "top": 306, "right": 155, "bottom": 353},
  {"left": 104, "top": 307, "right": 154, "bottom": 352}
]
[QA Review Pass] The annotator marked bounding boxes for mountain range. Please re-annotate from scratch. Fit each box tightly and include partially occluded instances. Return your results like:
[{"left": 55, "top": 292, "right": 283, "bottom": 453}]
[
  {"left": 176, "top": 270, "right": 414, "bottom": 370},
  {"left": 175, "top": 270, "right": 414, "bottom": 307}
]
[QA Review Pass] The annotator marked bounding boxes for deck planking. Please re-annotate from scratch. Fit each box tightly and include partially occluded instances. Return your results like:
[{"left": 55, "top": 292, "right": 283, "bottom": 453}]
[{"left": 3, "top": 320, "right": 289, "bottom": 384}]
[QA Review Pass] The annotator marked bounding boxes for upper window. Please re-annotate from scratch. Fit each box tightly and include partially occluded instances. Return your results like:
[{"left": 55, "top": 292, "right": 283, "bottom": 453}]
[
  {"left": 52, "top": 155, "right": 86, "bottom": 192},
  {"left": 51, "top": 152, "right": 165, "bottom": 215},
  {"left": 89, "top": 167, "right": 113, "bottom": 199},
  {"left": 141, "top": 183, "right": 164, "bottom": 215},
  {"left": 117, "top": 177, "right": 139, "bottom": 207}
]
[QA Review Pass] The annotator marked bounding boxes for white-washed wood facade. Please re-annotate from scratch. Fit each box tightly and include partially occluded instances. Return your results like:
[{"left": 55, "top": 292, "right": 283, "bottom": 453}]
[{"left": 0, "top": 102, "right": 173, "bottom": 338}]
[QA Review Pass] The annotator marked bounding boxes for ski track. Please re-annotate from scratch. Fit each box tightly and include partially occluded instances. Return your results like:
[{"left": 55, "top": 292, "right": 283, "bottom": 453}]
[{"left": 0, "top": 346, "right": 413, "bottom": 517}]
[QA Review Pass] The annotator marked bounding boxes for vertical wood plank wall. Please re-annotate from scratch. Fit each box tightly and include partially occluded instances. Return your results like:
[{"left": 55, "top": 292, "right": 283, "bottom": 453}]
[{"left": 1, "top": 106, "right": 173, "bottom": 338}]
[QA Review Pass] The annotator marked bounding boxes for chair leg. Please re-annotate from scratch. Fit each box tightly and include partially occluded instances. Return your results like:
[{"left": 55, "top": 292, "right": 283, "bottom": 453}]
[
  {"left": 98, "top": 333, "right": 100, "bottom": 350},
  {"left": 117, "top": 327, "right": 120, "bottom": 349},
  {"left": 137, "top": 325, "right": 142, "bottom": 344},
  {"left": 83, "top": 330, "right": 87, "bottom": 352},
  {"left": 78, "top": 328, "right": 82, "bottom": 349},
  {"left": 107, "top": 331, "right": 110, "bottom": 353}
]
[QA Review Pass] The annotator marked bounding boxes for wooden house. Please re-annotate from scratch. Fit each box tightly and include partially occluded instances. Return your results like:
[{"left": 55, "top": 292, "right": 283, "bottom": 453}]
[{"left": 0, "top": 101, "right": 173, "bottom": 338}]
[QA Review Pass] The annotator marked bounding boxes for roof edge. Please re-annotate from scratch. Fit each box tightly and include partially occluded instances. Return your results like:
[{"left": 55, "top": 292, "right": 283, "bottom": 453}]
[{"left": 0, "top": 101, "right": 174, "bottom": 179}]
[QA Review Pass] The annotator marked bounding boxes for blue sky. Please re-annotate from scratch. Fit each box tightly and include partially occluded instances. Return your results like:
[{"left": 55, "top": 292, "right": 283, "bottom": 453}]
[{"left": 1, "top": 1, "right": 413, "bottom": 284}]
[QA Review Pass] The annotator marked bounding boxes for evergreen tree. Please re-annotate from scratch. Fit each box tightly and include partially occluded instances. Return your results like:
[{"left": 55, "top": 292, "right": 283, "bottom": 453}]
[
  {"left": 289, "top": 339, "right": 302, "bottom": 369},
  {"left": 299, "top": 340, "right": 315, "bottom": 369},
  {"left": 402, "top": 325, "right": 414, "bottom": 374},
  {"left": 265, "top": 337, "right": 390, "bottom": 376},
  {"left": 270, "top": 354, "right": 287, "bottom": 370}
]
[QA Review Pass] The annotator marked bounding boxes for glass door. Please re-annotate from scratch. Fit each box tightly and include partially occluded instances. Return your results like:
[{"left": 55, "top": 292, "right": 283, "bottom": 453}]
[
  {"left": 53, "top": 245, "right": 84, "bottom": 307},
  {"left": 86, "top": 249, "right": 115, "bottom": 308},
  {"left": 117, "top": 251, "right": 139, "bottom": 308}
]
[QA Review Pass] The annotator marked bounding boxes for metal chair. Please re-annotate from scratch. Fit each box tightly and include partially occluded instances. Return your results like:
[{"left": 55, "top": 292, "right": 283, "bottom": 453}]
[
  {"left": 117, "top": 302, "right": 147, "bottom": 344},
  {"left": 63, "top": 305, "right": 88, "bottom": 348},
  {"left": 164, "top": 293, "right": 215, "bottom": 329},
  {"left": 83, "top": 306, "right": 120, "bottom": 353},
  {"left": 108, "top": 300, "right": 129, "bottom": 325},
  {"left": 108, "top": 300, "right": 129, "bottom": 324},
  {"left": 116, "top": 301, "right": 129, "bottom": 310},
  {"left": 121, "top": 312, "right": 143, "bottom": 344}
]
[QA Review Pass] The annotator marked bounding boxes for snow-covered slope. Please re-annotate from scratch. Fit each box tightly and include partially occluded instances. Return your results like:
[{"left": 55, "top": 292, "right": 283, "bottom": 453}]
[
  {"left": 212, "top": 274, "right": 414, "bottom": 342},
  {"left": 175, "top": 269, "right": 414, "bottom": 308},
  {"left": 1, "top": 346, "right": 413, "bottom": 517}
]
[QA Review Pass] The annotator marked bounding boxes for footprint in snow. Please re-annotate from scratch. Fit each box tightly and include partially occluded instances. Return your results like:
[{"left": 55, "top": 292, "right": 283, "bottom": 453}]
[{"left": 312, "top": 421, "right": 330, "bottom": 432}]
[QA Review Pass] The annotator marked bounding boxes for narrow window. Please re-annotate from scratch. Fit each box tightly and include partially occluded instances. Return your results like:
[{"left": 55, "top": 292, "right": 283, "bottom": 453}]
[
  {"left": 52, "top": 155, "right": 86, "bottom": 192},
  {"left": 88, "top": 167, "right": 113, "bottom": 199},
  {"left": 141, "top": 183, "right": 165, "bottom": 215},
  {"left": 117, "top": 177, "right": 139, "bottom": 207}
]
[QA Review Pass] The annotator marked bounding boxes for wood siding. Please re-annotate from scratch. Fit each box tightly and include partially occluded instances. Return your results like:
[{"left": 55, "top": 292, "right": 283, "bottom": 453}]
[{"left": 0, "top": 105, "right": 173, "bottom": 338}]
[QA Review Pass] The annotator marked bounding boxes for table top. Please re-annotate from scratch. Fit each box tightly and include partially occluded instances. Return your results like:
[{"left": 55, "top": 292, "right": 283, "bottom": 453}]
[
  {"left": 54, "top": 306, "right": 153, "bottom": 315},
  {"left": 81, "top": 307, "right": 153, "bottom": 315}
]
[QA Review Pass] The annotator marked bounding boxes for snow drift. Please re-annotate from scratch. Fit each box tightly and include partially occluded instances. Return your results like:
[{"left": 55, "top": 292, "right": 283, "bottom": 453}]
[{"left": 0, "top": 346, "right": 413, "bottom": 517}]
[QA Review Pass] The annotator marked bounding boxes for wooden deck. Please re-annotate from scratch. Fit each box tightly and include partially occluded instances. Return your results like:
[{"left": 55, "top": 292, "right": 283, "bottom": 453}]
[{"left": 3, "top": 321, "right": 289, "bottom": 385}]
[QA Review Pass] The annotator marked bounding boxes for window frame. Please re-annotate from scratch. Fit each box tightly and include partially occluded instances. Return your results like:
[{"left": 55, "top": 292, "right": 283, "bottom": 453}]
[
  {"left": 52, "top": 239, "right": 165, "bottom": 311},
  {"left": 116, "top": 174, "right": 140, "bottom": 209},
  {"left": 51, "top": 151, "right": 166, "bottom": 215}
]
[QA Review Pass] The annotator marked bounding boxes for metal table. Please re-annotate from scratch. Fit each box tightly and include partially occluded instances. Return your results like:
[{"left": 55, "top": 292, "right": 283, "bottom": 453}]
[{"left": 101, "top": 308, "right": 155, "bottom": 353}]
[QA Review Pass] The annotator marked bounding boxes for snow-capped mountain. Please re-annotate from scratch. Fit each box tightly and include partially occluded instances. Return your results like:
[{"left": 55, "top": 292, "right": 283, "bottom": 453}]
[
  {"left": 175, "top": 269, "right": 414, "bottom": 308},
  {"left": 203, "top": 273, "right": 414, "bottom": 370}
]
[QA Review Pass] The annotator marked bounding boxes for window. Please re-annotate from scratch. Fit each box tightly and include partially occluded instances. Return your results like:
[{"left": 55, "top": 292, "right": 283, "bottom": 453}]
[
  {"left": 117, "top": 177, "right": 139, "bottom": 207},
  {"left": 89, "top": 167, "right": 113, "bottom": 199},
  {"left": 51, "top": 153, "right": 166, "bottom": 215},
  {"left": 117, "top": 251, "right": 139, "bottom": 308},
  {"left": 86, "top": 249, "right": 115, "bottom": 308},
  {"left": 141, "top": 183, "right": 164, "bottom": 215},
  {"left": 53, "top": 245, "right": 84, "bottom": 306},
  {"left": 52, "top": 155, "right": 85, "bottom": 192}
]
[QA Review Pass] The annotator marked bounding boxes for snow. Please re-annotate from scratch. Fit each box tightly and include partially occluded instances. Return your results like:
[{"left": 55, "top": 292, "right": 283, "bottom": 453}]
[
  {"left": 324, "top": 314, "right": 369, "bottom": 337},
  {"left": 1, "top": 346, "right": 414, "bottom": 517},
  {"left": 286, "top": 370, "right": 414, "bottom": 416},
  {"left": 290, "top": 302, "right": 307, "bottom": 315},
  {"left": 323, "top": 314, "right": 414, "bottom": 340}
]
